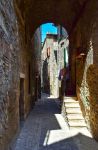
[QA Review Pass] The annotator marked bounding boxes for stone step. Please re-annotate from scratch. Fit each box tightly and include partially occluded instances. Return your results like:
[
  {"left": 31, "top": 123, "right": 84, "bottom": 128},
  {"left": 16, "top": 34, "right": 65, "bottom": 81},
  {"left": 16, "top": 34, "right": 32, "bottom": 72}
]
[
  {"left": 70, "top": 126, "right": 87, "bottom": 130},
  {"left": 69, "top": 120, "right": 86, "bottom": 127},
  {"left": 67, "top": 113, "right": 84, "bottom": 120},
  {"left": 64, "top": 99, "right": 78, "bottom": 103},
  {"left": 64, "top": 96, "right": 87, "bottom": 130},
  {"left": 65, "top": 103, "right": 80, "bottom": 108},
  {"left": 64, "top": 96, "right": 77, "bottom": 101},
  {"left": 66, "top": 107, "right": 82, "bottom": 114},
  {"left": 69, "top": 119, "right": 86, "bottom": 124}
]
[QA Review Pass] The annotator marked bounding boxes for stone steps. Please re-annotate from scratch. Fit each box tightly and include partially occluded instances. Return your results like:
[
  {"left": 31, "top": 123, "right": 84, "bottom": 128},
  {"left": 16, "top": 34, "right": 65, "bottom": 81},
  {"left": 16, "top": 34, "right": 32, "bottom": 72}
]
[
  {"left": 70, "top": 126, "right": 87, "bottom": 130},
  {"left": 65, "top": 103, "right": 80, "bottom": 108},
  {"left": 64, "top": 99, "right": 78, "bottom": 103},
  {"left": 69, "top": 119, "right": 86, "bottom": 126},
  {"left": 67, "top": 113, "right": 84, "bottom": 120},
  {"left": 63, "top": 96, "right": 87, "bottom": 130},
  {"left": 64, "top": 96, "right": 77, "bottom": 100},
  {"left": 66, "top": 107, "right": 82, "bottom": 114}
]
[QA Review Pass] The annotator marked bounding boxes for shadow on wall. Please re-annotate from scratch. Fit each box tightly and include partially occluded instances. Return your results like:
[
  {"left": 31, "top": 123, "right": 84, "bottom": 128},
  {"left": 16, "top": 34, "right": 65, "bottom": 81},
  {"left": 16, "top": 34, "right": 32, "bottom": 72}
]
[
  {"left": 42, "top": 58, "right": 50, "bottom": 95},
  {"left": 58, "top": 65, "right": 70, "bottom": 100},
  {"left": 76, "top": 51, "right": 86, "bottom": 88}
]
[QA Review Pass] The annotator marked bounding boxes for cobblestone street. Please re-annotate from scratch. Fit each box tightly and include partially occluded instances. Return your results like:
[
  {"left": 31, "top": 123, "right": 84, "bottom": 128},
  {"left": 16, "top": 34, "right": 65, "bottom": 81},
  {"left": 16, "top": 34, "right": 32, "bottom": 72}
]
[{"left": 12, "top": 94, "right": 98, "bottom": 150}]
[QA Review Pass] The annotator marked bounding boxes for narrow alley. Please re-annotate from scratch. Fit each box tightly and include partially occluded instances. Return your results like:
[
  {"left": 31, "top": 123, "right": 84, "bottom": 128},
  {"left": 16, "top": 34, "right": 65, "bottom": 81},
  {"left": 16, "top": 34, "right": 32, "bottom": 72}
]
[
  {"left": 11, "top": 94, "right": 98, "bottom": 150},
  {"left": 1, "top": 1, "right": 98, "bottom": 150}
]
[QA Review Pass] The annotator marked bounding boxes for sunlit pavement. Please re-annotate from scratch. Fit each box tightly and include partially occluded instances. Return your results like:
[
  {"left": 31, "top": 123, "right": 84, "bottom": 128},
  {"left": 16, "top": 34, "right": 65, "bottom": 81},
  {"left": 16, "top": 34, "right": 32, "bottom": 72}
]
[{"left": 12, "top": 93, "right": 98, "bottom": 150}]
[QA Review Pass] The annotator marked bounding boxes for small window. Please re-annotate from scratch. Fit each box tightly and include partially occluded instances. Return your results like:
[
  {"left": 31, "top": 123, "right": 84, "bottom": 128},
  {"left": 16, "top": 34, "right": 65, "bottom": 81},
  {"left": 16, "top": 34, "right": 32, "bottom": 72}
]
[{"left": 61, "top": 42, "right": 64, "bottom": 47}]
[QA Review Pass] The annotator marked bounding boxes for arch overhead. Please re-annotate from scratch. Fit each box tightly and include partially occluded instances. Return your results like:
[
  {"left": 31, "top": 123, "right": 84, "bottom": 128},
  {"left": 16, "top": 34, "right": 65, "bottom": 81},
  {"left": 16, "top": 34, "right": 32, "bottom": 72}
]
[{"left": 16, "top": 0, "right": 89, "bottom": 36}]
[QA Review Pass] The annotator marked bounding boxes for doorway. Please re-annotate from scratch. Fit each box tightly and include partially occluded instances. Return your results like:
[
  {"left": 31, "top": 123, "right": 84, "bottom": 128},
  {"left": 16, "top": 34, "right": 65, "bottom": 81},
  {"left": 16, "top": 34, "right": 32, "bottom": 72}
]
[{"left": 19, "top": 78, "right": 24, "bottom": 123}]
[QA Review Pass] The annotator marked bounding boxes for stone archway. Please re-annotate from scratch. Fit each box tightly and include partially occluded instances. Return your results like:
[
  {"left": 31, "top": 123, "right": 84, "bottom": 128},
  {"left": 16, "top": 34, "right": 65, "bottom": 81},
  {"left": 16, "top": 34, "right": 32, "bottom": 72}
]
[{"left": 15, "top": 0, "right": 90, "bottom": 35}]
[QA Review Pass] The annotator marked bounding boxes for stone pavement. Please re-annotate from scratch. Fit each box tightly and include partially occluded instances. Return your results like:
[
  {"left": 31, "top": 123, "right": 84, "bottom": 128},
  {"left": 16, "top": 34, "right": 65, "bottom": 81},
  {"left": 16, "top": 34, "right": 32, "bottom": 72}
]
[{"left": 12, "top": 93, "right": 98, "bottom": 150}]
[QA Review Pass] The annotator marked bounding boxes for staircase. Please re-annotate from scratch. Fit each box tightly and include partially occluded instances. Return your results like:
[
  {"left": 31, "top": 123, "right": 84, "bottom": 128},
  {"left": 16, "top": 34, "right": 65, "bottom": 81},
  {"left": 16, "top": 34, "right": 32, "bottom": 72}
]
[{"left": 62, "top": 97, "right": 87, "bottom": 130}]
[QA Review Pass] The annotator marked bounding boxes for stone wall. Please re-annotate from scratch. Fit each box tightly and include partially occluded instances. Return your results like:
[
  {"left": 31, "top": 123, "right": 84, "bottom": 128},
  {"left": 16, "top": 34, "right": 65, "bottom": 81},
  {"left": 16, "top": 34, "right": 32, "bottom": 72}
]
[
  {"left": 74, "top": 0, "right": 98, "bottom": 140},
  {"left": 87, "top": 65, "right": 98, "bottom": 140},
  {"left": 0, "top": 1, "right": 34, "bottom": 150},
  {"left": 32, "top": 27, "right": 42, "bottom": 100},
  {"left": 0, "top": 1, "right": 20, "bottom": 149}
]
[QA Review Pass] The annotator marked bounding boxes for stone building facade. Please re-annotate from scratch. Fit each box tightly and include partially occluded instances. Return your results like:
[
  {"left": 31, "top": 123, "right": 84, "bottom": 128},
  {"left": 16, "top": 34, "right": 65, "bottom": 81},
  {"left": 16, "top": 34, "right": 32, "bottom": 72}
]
[
  {"left": 0, "top": 2, "right": 22, "bottom": 149},
  {"left": 0, "top": 1, "right": 41, "bottom": 150},
  {"left": 58, "top": 37, "right": 69, "bottom": 96},
  {"left": 41, "top": 32, "right": 69, "bottom": 97},
  {"left": 57, "top": 25, "right": 69, "bottom": 97},
  {"left": 41, "top": 34, "right": 58, "bottom": 96}
]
